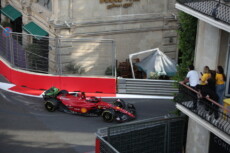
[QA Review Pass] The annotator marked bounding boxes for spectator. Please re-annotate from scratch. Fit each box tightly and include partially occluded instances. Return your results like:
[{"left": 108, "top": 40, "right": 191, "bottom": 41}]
[
  {"left": 197, "top": 71, "right": 219, "bottom": 122},
  {"left": 184, "top": 65, "right": 199, "bottom": 109},
  {"left": 200, "top": 66, "right": 211, "bottom": 85},
  {"left": 216, "top": 65, "right": 226, "bottom": 105},
  {"left": 184, "top": 65, "right": 199, "bottom": 89}
]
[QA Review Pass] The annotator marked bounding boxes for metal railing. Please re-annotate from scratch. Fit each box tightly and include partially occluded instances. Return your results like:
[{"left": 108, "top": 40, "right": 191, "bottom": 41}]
[
  {"left": 174, "top": 82, "right": 230, "bottom": 135},
  {"left": 0, "top": 25, "right": 116, "bottom": 77},
  {"left": 96, "top": 116, "right": 187, "bottom": 153},
  {"left": 177, "top": 0, "right": 230, "bottom": 25},
  {"left": 117, "top": 78, "right": 178, "bottom": 96},
  {"left": 96, "top": 135, "right": 120, "bottom": 153}
]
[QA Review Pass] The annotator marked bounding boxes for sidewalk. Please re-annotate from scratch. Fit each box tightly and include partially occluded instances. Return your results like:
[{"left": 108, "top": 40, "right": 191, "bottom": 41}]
[{"left": 0, "top": 82, "right": 173, "bottom": 99}]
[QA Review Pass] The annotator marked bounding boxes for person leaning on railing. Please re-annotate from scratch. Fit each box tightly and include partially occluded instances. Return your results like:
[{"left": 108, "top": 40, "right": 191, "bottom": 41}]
[
  {"left": 200, "top": 66, "right": 211, "bottom": 85},
  {"left": 183, "top": 65, "right": 200, "bottom": 109},
  {"left": 215, "top": 65, "right": 226, "bottom": 105},
  {"left": 197, "top": 71, "right": 219, "bottom": 121},
  {"left": 183, "top": 65, "right": 199, "bottom": 89}
]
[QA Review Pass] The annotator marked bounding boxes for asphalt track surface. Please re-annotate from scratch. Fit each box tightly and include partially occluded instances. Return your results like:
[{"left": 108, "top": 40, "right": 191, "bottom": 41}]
[{"left": 0, "top": 76, "right": 176, "bottom": 153}]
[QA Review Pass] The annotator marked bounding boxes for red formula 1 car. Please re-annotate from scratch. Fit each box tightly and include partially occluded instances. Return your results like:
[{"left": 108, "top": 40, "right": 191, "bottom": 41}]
[{"left": 42, "top": 87, "right": 136, "bottom": 122}]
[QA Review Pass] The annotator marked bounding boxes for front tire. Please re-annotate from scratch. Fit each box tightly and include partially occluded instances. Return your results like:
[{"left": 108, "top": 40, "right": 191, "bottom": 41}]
[
  {"left": 45, "top": 99, "right": 59, "bottom": 112},
  {"left": 127, "top": 104, "right": 136, "bottom": 115},
  {"left": 102, "top": 110, "right": 115, "bottom": 122},
  {"left": 129, "top": 108, "right": 136, "bottom": 115}
]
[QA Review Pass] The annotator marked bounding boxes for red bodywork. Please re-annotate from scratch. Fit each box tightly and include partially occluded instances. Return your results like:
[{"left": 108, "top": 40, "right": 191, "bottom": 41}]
[{"left": 56, "top": 92, "right": 135, "bottom": 118}]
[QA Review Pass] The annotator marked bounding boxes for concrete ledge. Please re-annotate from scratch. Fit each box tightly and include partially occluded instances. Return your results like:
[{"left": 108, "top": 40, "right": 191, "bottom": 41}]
[
  {"left": 176, "top": 103, "right": 230, "bottom": 144},
  {"left": 175, "top": 3, "right": 230, "bottom": 33}
]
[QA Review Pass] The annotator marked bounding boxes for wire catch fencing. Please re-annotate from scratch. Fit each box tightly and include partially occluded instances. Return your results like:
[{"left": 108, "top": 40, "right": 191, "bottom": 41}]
[
  {"left": 96, "top": 116, "right": 187, "bottom": 153},
  {"left": 0, "top": 25, "right": 116, "bottom": 77}
]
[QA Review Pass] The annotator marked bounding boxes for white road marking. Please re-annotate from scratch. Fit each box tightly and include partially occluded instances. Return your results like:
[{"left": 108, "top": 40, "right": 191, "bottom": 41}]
[{"left": 0, "top": 82, "right": 173, "bottom": 99}]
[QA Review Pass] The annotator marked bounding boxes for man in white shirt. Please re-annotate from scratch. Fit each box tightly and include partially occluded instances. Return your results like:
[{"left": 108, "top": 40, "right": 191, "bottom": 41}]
[
  {"left": 183, "top": 65, "right": 199, "bottom": 110},
  {"left": 184, "top": 65, "right": 199, "bottom": 88}
]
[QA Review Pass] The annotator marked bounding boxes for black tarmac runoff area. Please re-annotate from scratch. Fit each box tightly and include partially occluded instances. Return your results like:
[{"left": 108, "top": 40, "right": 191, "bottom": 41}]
[{"left": 0, "top": 76, "right": 176, "bottom": 153}]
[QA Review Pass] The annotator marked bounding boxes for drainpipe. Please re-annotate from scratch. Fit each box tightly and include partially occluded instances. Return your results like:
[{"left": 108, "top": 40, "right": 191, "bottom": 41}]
[{"left": 69, "top": 0, "right": 73, "bottom": 19}]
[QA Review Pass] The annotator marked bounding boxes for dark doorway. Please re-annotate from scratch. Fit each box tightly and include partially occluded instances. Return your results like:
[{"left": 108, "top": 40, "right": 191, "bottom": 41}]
[
  {"left": 10, "top": 17, "right": 22, "bottom": 44},
  {"left": 31, "top": 36, "right": 49, "bottom": 72},
  {"left": 10, "top": 17, "right": 22, "bottom": 32}
]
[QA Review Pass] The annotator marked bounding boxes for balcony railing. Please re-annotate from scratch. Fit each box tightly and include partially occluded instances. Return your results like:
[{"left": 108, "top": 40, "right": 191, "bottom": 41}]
[
  {"left": 174, "top": 82, "right": 230, "bottom": 136},
  {"left": 177, "top": 0, "right": 230, "bottom": 25}
]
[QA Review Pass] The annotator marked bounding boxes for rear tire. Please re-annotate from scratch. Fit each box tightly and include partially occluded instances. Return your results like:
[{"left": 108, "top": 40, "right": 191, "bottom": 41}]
[
  {"left": 45, "top": 99, "right": 59, "bottom": 112},
  {"left": 102, "top": 110, "right": 115, "bottom": 122}
]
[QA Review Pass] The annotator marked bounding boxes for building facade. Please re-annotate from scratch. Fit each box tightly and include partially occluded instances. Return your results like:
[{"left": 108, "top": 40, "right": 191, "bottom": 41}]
[
  {"left": 175, "top": 0, "right": 230, "bottom": 153},
  {"left": 1, "top": 0, "right": 178, "bottom": 76}
]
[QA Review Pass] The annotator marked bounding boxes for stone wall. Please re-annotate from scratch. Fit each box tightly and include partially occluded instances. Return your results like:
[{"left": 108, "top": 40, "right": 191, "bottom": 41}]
[{"left": 2, "top": 0, "right": 179, "bottom": 76}]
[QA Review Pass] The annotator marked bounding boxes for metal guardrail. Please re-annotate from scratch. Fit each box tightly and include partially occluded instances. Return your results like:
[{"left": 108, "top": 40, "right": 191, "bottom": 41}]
[
  {"left": 176, "top": 0, "right": 230, "bottom": 25},
  {"left": 96, "top": 116, "right": 187, "bottom": 153},
  {"left": 174, "top": 82, "right": 230, "bottom": 135},
  {"left": 117, "top": 78, "right": 178, "bottom": 96}
]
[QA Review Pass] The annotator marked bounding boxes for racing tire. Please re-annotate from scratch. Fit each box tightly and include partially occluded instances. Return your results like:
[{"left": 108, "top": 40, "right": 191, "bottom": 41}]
[
  {"left": 128, "top": 108, "right": 136, "bottom": 116},
  {"left": 127, "top": 104, "right": 136, "bottom": 115},
  {"left": 102, "top": 109, "right": 115, "bottom": 122},
  {"left": 45, "top": 99, "right": 59, "bottom": 112},
  {"left": 113, "top": 99, "right": 126, "bottom": 109},
  {"left": 43, "top": 95, "right": 52, "bottom": 101}
]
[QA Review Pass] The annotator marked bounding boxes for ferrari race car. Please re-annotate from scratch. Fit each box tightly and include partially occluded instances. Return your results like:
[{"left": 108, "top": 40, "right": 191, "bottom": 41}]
[{"left": 42, "top": 87, "right": 136, "bottom": 122}]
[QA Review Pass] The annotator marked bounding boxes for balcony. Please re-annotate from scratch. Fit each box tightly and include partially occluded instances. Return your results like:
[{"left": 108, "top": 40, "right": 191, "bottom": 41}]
[
  {"left": 175, "top": 82, "right": 230, "bottom": 143},
  {"left": 176, "top": 0, "right": 230, "bottom": 32}
]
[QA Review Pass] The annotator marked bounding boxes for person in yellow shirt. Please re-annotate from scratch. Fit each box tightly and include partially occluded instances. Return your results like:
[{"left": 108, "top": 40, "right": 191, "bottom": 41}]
[
  {"left": 200, "top": 66, "right": 211, "bottom": 85},
  {"left": 216, "top": 65, "right": 226, "bottom": 105}
]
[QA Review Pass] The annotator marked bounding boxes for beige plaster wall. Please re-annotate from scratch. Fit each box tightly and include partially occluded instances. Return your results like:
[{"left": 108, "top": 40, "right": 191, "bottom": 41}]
[
  {"left": 218, "top": 30, "right": 229, "bottom": 67},
  {"left": 186, "top": 118, "right": 210, "bottom": 153},
  {"left": 50, "top": 0, "right": 176, "bottom": 22},
  {"left": 50, "top": 0, "right": 178, "bottom": 60},
  {"left": 194, "top": 20, "right": 220, "bottom": 73},
  {"left": 88, "top": 31, "right": 163, "bottom": 61},
  {"left": 71, "top": 0, "right": 167, "bottom": 21}
]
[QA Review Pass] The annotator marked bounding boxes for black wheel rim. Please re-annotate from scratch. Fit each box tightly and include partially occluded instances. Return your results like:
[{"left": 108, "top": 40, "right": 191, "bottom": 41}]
[
  {"left": 103, "top": 112, "right": 113, "bottom": 122},
  {"left": 45, "top": 102, "right": 55, "bottom": 111}
]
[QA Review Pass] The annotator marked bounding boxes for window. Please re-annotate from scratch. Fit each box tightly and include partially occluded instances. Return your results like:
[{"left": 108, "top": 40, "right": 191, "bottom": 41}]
[
  {"left": 37, "top": 0, "right": 52, "bottom": 11},
  {"left": 225, "top": 35, "right": 230, "bottom": 96}
]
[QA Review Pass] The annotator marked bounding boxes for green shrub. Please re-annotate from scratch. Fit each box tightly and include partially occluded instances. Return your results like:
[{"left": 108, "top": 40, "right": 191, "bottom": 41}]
[
  {"left": 65, "top": 63, "right": 85, "bottom": 74},
  {"left": 173, "top": 11, "right": 198, "bottom": 82}
]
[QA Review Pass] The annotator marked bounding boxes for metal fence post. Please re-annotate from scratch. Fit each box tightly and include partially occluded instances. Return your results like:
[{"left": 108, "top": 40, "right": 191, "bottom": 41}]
[
  {"left": 55, "top": 36, "right": 62, "bottom": 75},
  {"left": 112, "top": 40, "right": 117, "bottom": 78},
  {"left": 166, "top": 120, "right": 169, "bottom": 153},
  {"left": 9, "top": 33, "right": 14, "bottom": 67}
]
